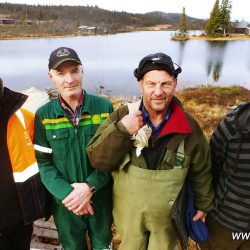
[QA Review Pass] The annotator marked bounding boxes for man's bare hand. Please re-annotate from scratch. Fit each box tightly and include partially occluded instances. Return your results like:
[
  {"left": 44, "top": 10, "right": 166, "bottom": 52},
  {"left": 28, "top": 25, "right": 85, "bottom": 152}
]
[
  {"left": 62, "top": 183, "right": 93, "bottom": 213},
  {"left": 73, "top": 201, "right": 94, "bottom": 216},
  {"left": 193, "top": 210, "right": 206, "bottom": 221},
  {"left": 121, "top": 110, "right": 144, "bottom": 135}
]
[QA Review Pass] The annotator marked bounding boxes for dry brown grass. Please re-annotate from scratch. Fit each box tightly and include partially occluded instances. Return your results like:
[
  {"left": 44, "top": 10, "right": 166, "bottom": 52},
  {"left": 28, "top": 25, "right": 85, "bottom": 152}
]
[
  {"left": 0, "top": 25, "right": 71, "bottom": 40},
  {"left": 176, "top": 85, "right": 250, "bottom": 139},
  {"left": 111, "top": 225, "right": 121, "bottom": 250},
  {"left": 180, "top": 101, "right": 229, "bottom": 138},
  {"left": 143, "top": 24, "right": 173, "bottom": 30}
]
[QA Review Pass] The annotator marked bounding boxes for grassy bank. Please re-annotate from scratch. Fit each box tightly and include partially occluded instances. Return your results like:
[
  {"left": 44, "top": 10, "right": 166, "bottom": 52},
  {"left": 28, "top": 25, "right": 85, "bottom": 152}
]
[
  {"left": 189, "top": 34, "right": 250, "bottom": 41},
  {"left": 0, "top": 25, "right": 71, "bottom": 40},
  {"left": 175, "top": 85, "right": 250, "bottom": 139}
]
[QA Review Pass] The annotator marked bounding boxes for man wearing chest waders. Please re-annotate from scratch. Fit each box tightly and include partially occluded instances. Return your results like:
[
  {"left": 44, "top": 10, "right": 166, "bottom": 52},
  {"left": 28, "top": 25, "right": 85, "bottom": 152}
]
[{"left": 87, "top": 52, "right": 214, "bottom": 250}]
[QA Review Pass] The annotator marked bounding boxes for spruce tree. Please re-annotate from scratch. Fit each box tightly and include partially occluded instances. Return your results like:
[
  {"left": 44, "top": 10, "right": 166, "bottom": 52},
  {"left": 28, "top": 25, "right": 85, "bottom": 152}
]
[
  {"left": 220, "top": 0, "right": 232, "bottom": 35},
  {"left": 206, "top": 0, "right": 221, "bottom": 36},
  {"left": 178, "top": 7, "right": 187, "bottom": 38}
]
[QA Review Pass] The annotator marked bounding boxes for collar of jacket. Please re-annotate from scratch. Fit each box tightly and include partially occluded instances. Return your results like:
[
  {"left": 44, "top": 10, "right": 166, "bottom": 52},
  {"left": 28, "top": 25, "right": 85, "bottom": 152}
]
[
  {"left": 53, "top": 90, "right": 95, "bottom": 117},
  {"left": 0, "top": 87, "right": 27, "bottom": 118},
  {"left": 158, "top": 96, "right": 193, "bottom": 137}
]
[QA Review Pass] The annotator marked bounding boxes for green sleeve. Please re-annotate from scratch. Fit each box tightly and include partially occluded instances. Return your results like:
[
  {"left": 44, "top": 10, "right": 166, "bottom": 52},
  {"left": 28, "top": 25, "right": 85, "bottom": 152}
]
[
  {"left": 187, "top": 133, "right": 214, "bottom": 212},
  {"left": 87, "top": 106, "right": 133, "bottom": 172},
  {"left": 85, "top": 102, "right": 114, "bottom": 189},
  {"left": 34, "top": 109, "right": 73, "bottom": 201}
]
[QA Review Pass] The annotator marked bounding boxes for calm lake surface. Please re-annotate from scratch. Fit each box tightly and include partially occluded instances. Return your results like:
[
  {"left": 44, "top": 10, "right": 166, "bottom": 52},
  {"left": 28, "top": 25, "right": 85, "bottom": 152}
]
[{"left": 1, "top": 31, "right": 250, "bottom": 96}]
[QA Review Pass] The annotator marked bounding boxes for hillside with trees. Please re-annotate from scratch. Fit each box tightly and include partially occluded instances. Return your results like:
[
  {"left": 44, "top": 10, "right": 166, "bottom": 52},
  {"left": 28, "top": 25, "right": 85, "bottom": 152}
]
[
  {"left": 0, "top": 3, "right": 167, "bottom": 33},
  {"left": 0, "top": 2, "right": 205, "bottom": 39},
  {"left": 145, "top": 11, "right": 205, "bottom": 30}
]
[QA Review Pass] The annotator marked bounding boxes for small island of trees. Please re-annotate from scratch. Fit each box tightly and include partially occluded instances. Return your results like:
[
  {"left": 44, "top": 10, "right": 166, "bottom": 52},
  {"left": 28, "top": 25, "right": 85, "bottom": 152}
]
[{"left": 172, "top": 0, "right": 249, "bottom": 41}]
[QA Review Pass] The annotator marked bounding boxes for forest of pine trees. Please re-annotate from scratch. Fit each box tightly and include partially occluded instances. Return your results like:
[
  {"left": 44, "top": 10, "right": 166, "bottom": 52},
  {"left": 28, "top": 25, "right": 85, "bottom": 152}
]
[
  {"left": 0, "top": 2, "right": 206, "bottom": 37},
  {"left": 0, "top": 2, "right": 169, "bottom": 34}
]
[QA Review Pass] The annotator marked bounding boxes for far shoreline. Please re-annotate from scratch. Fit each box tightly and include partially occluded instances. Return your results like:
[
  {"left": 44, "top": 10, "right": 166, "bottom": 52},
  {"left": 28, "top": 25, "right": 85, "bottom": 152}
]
[
  {"left": 189, "top": 34, "right": 250, "bottom": 41},
  {"left": 0, "top": 24, "right": 173, "bottom": 41},
  {"left": 0, "top": 34, "right": 76, "bottom": 41},
  {"left": 1, "top": 26, "right": 250, "bottom": 41}
]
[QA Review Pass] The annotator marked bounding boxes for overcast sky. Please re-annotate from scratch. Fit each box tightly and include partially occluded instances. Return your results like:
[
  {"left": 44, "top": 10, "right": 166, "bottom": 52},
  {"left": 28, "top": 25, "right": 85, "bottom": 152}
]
[{"left": 1, "top": 0, "right": 249, "bottom": 21}]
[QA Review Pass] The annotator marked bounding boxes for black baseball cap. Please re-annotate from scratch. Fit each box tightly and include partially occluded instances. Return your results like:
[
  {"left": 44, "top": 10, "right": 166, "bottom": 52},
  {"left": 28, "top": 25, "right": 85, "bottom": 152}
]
[
  {"left": 134, "top": 52, "right": 182, "bottom": 81},
  {"left": 48, "top": 47, "right": 82, "bottom": 70}
]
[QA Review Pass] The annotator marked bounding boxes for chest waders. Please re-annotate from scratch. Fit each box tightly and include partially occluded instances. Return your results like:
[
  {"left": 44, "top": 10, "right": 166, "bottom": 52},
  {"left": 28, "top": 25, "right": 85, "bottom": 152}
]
[{"left": 112, "top": 140, "right": 188, "bottom": 250}]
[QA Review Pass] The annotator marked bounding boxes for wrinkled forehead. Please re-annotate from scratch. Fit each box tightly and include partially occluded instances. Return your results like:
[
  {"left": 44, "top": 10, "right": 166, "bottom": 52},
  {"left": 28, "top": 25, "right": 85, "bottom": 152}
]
[
  {"left": 141, "top": 70, "right": 175, "bottom": 82},
  {"left": 52, "top": 61, "right": 83, "bottom": 72}
]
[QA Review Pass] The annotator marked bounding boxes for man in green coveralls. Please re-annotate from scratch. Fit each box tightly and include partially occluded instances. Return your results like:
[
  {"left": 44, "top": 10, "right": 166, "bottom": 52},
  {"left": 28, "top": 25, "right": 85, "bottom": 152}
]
[
  {"left": 34, "top": 47, "right": 113, "bottom": 250},
  {"left": 87, "top": 52, "right": 214, "bottom": 250}
]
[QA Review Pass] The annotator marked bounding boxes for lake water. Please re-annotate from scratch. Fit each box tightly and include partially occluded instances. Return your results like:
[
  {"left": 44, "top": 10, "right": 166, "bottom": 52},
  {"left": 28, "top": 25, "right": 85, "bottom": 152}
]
[{"left": 0, "top": 31, "right": 250, "bottom": 96}]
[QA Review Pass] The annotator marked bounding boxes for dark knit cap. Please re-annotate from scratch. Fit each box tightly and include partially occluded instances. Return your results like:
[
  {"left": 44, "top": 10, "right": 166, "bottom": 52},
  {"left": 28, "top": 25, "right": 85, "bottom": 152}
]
[{"left": 134, "top": 52, "right": 182, "bottom": 81}]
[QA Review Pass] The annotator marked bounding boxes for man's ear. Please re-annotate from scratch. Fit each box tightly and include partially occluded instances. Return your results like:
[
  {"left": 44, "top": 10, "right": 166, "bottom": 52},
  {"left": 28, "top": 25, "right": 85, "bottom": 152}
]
[
  {"left": 139, "top": 80, "right": 143, "bottom": 93},
  {"left": 48, "top": 71, "right": 57, "bottom": 87},
  {"left": 48, "top": 71, "right": 52, "bottom": 80},
  {"left": 173, "top": 78, "right": 177, "bottom": 91}
]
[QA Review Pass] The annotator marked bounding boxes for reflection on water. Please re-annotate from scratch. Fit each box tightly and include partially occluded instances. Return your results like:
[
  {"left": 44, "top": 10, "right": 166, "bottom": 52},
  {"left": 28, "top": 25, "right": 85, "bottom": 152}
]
[
  {"left": 176, "top": 41, "right": 187, "bottom": 67},
  {"left": 206, "top": 41, "right": 228, "bottom": 82}
]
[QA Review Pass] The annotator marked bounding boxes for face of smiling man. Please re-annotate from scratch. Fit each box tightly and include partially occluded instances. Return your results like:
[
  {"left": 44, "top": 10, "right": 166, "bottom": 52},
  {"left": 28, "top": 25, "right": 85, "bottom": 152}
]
[
  {"left": 48, "top": 60, "right": 83, "bottom": 103},
  {"left": 139, "top": 70, "right": 177, "bottom": 115}
]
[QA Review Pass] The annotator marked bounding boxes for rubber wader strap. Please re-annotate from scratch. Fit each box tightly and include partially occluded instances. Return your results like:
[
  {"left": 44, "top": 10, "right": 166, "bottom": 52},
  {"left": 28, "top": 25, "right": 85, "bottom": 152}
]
[{"left": 175, "top": 140, "right": 185, "bottom": 168}]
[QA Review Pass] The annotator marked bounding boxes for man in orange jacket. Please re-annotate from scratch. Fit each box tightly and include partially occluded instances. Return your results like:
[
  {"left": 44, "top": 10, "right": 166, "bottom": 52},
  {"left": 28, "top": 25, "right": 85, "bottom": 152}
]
[{"left": 0, "top": 78, "right": 50, "bottom": 250}]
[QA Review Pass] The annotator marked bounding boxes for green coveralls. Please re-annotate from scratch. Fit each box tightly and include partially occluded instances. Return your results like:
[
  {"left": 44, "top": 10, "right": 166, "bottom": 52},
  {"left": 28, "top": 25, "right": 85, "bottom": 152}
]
[
  {"left": 112, "top": 142, "right": 188, "bottom": 250},
  {"left": 34, "top": 92, "right": 113, "bottom": 250}
]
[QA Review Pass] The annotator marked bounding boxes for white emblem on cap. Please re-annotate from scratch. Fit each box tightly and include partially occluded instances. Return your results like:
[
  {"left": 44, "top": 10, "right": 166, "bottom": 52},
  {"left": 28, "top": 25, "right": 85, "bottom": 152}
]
[
  {"left": 57, "top": 49, "right": 70, "bottom": 58},
  {"left": 151, "top": 57, "right": 161, "bottom": 61}
]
